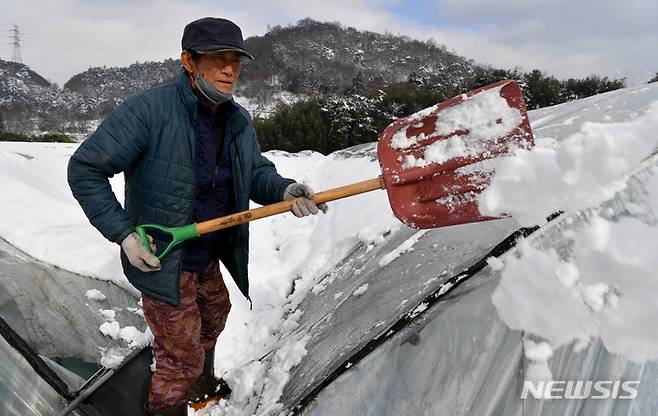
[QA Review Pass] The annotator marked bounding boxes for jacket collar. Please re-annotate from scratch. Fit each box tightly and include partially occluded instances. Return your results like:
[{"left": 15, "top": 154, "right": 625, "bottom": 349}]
[{"left": 176, "top": 71, "right": 199, "bottom": 119}]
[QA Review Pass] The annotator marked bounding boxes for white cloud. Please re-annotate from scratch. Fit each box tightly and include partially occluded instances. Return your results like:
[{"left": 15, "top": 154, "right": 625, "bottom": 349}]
[{"left": 431, "top": 0, "right": 658, "bottom": 82}]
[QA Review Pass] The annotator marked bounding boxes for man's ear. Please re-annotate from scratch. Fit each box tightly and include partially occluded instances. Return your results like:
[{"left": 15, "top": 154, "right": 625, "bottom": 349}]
[{"left": 181, "top": 50, "right": 194, "bottom": 74}]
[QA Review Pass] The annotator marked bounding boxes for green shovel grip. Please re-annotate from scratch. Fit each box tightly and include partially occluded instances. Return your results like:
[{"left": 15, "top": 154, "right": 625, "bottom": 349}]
[{"left": 135, "top": 223, "right": 200, "bottom": 260}]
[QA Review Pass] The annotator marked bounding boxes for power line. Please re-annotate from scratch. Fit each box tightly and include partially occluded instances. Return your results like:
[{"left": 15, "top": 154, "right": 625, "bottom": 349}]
[
  {"left": 19, "top": 29, "right": 179, "bottom": 37},
  {"left": 4, "top": 27, "right": 182, "bottom": 54},
  {"left": 20, "top": 33, "right": 179, "bottom": 42},
  {"left": 20, "top": 39, "right": 177, "bottom": 47},
  {"left": 16, "top": 45, "right": 177, "bottom": 53},
  {"left": 20, "top": 39, "right": 178, "bottom": 46}
]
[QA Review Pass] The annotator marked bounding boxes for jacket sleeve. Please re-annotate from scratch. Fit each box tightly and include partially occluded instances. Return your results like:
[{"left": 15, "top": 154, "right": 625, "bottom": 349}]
[
  {"left": 249, "top": 131, "right": 295, "bottom": 206},
  {"left": 67, "top": 95, "right": 150, "bottom": 244}
]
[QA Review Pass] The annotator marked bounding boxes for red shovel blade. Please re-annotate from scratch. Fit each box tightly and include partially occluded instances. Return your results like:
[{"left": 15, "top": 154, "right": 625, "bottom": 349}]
[{"left": 377, "top": 80, "right": 534, "bottom": 229}]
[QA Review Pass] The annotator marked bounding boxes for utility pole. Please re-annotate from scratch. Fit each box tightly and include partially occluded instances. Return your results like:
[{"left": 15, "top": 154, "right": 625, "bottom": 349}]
[{"left": 10, "top": 24, "right": 22, "bottom": 63}]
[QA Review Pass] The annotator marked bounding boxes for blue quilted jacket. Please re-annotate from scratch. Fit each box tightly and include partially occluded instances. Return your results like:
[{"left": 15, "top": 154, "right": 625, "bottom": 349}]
[{"left": 68, "top": 73, "right": 294, "bottom": 305}]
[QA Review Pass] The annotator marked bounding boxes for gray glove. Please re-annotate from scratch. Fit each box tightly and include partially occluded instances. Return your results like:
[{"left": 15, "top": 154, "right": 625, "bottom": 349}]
[
  {"left": 283, "top": 183, "right": 329, "bottom": 218},
  {"left": 120, "top": 232, "right": 161, "bottom": 272}
]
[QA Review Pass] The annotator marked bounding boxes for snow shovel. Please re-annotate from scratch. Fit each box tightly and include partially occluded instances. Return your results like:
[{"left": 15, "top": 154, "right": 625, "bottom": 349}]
[{"left": 138, "top": 80, "right": 533, "bottom": 260}]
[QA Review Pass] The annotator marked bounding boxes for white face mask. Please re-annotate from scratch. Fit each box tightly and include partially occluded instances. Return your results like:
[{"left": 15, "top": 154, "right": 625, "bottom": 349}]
[{"left": 194, "top": 74, "right": 234, "bottom": 106}]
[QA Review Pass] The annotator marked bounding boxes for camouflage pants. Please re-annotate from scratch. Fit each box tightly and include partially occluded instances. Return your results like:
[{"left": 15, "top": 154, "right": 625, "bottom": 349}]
[{"left": 142, "top": 260, "right": 231, "bottom": 410}]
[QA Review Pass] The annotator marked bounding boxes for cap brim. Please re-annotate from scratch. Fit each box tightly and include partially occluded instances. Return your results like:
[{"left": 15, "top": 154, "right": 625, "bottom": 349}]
[{"left": 191, "top": 45, "right": 254, "bottom": 60}]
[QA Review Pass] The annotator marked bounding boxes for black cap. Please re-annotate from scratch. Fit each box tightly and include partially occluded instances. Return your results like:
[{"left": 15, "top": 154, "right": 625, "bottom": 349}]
[{"left": 182, "top": 17, "right": 254, "bottom": 60}]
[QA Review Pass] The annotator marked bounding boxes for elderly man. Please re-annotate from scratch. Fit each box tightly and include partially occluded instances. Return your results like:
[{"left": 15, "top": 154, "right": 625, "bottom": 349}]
[{"left": 68, "top": 17, "right": 326, "bottom": 416}]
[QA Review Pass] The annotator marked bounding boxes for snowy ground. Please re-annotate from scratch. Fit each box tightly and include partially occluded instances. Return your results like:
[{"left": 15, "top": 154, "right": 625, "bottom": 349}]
[{"left": 0, "top": 82, "right": 657, "bottom": 415}]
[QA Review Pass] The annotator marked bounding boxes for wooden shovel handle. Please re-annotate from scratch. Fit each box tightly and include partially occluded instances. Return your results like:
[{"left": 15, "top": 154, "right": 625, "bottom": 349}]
[{"left": 196, "top": 177, "right": 384, "bottom": 235}]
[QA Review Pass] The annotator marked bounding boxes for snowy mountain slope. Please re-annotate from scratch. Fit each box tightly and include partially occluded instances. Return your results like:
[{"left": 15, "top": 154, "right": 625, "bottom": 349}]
[{"left": 0, "top": 59, "right": 99, "bottom": 135}]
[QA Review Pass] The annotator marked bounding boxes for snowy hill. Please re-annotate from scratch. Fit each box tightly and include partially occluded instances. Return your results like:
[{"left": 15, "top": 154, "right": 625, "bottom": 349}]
[
  {"left": 63, "top": 59, "right": 182, "bottom": 117},
  {"left": 0, "top": 82, "right": 657, "bottom": 415},
  {"left": 0, "top": 59, "right": 99, "bottom": 135},
  {"left": 238, "top": 19, "right": 475, "bottom": 101}
]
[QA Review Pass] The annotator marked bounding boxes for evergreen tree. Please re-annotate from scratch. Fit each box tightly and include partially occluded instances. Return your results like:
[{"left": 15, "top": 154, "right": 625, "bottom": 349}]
[
  {"left": 253, "top": 68, "right": 626, "bottom": 154},
  {"left": 523, "top": 70, "right": 561, "bottom": 109}
]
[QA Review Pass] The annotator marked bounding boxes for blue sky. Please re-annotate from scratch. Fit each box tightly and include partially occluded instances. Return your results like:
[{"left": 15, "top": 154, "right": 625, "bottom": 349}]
[
  {"left": 1, "top": 0, "right": 657, "bottom": 87},
  {"left": 383, "top": 0, "right": 491, "bottom": 30},
  {"left": 385, "top": 0, "right": 446, "bottom": 27}
]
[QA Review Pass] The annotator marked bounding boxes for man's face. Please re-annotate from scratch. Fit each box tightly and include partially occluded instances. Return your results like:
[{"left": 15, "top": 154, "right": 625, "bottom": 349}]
[{"left": 182, "top": 50, "right": 242, "bottom": 94}]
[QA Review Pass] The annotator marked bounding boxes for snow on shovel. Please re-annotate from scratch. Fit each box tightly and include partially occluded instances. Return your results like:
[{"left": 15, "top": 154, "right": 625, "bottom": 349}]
[{"left": 137, "top": 80, "right": 534, "bottom": 259}]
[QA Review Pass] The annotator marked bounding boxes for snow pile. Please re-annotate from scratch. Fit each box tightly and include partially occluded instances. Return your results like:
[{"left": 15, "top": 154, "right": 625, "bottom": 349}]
[
  {"left": 485, "top": 256, "right": 504, "bottom": 271},
  {"left": 99, "top": 321, "right": 121, "bottom": 339},
  {"left": 493, "top": 194, "right": 658, "bottom": 362},
  {"left": 352, "top": 284, "right": 369, "bottom": 297},
  {"left": 255, "top": 337, "right": 310, "bottom": 415},
  {"left": 99, "top": 320, "right": 152, "bottom": 348},
  {"left": 99, "top": 309, "right": 116, "bottom": 320},
  {"left": 99, "top": 318, "right": 153, "bottom": 367},
  {"left": 409, "top": 301, "right": 429, "bottom": 318},
  {"left": 85, "top": 288, "right": 107, "bottom": 301},
  {"left": 485, "top": 84, "right": 658, "bottom": 364},
  {"left": 378, "top": 230, "right": 428, "bottom": 267},
  {"left": 98, "top": 348, "right": 128, "bottom": 369},
  {"left": 118, "top": 326, "right": 152, "bottom": 348},
  {"left": 208, "top": 337, "right": 309, "bottom": 416},
  {"left": 479, "top": 101, "right": 658, "bottom": 226},
  {"left": 523, "top": 340, "right": 554, "bottom": 382},
  {"left": 0, "top": 142, "right": 135, "bottom": 295},
  {"left": 391, "top": 84, "right": 523, "bottom": 169}
]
